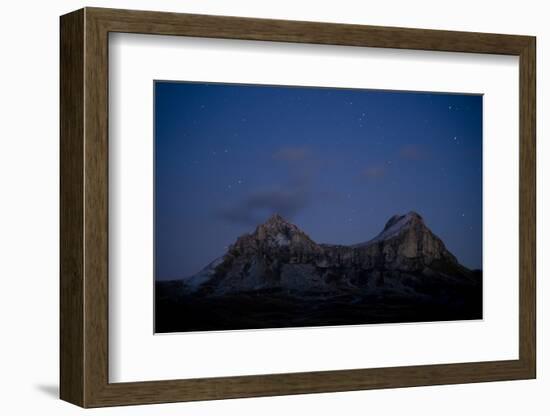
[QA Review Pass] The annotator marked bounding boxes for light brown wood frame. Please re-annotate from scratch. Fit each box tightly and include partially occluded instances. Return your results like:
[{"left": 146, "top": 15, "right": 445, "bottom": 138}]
[{"left": 60, "top": 7, "right": 536, "bottom": 408}]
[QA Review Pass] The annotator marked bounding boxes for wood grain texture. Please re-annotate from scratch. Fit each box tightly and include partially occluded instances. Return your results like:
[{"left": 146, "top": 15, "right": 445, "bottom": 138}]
[
  {"left": 59, "top": 7, "right": 537, "bottom": 408},
  {"left": 59, "top": 8, "right": 84, "bottom": 407},
  {"left": 518, "top": 38, "right": 536, "bottom": 375},
  {"left": 88, "top": 7, "right": 532, "bottom": 54},
  {"left": 83, "top": 10, "right": 110, "bottom": 406}
]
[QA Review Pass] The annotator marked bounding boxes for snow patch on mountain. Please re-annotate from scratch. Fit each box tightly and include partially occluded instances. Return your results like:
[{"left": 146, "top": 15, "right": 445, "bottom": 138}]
[
  {"left": 274, "top": 233, "right": 290, "bottom": 246},
  {"left": 355, "top": 212, "right": 423, "bottom": 247},
  {"left": 371, "top": 212, "right": 422, "bottom": 242},
  {"left": 184, "top": 256, "right": 224, "bottom": 289}
]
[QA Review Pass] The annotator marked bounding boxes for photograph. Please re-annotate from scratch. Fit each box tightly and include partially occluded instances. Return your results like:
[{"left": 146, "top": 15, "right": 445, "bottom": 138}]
[
  {"left": 53, "top": 5, "right": 537, "bottom": 410},
  {"left": 154, "top": 81, "right": 483, "bottom": 333}
]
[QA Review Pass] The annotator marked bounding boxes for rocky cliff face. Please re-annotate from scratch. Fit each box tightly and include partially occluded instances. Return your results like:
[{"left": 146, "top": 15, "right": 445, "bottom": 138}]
[{"left": 183, "top": 212, "right": 474, "bottom": 296}]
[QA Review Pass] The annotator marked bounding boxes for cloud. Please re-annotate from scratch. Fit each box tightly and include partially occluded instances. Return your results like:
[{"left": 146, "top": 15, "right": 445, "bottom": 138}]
[
  {"left": 360, "top": 165, "right": 387, "bottom": 180},
  {"left": 399, "top": 145, "right": 429, "bottom": 161},
  {"left": 219, "top": 146, "right": 316, "bottom": 225},
  {"left": 273, "top": 146, "right": 311, "bottom": 162},
  {"left": 218, "top": 187, "right": 311, "bottom": 226}
]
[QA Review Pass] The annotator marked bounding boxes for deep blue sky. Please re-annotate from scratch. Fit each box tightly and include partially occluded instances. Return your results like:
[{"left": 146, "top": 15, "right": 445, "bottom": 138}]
[{"left": 155, "top": 81, "right": 482, "bottom": 280}]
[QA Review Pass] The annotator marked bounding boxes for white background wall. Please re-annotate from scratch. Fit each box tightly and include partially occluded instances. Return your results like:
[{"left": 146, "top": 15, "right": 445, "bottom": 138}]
[{"left": 0, "top": 0, "right": 545, "bottom": 414}]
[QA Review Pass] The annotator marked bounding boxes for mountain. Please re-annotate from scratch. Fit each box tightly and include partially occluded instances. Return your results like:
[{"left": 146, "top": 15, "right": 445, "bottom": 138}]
[
  {"left": 156, "top": 212, "right": 482, "bottom": 332},
  {"left": 180, "top": 212, "right": 473, "bottom": 296}
]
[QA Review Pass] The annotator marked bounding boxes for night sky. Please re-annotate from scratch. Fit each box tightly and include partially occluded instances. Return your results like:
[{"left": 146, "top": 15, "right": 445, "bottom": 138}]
[{"left": 154, "top": 81, "right": 482, "bottom": 280}]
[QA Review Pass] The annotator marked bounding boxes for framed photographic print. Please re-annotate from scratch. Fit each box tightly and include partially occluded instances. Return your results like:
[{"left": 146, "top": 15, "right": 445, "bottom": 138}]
[{"left": 60, "top": 7, "right": 536, "bottom": 407}]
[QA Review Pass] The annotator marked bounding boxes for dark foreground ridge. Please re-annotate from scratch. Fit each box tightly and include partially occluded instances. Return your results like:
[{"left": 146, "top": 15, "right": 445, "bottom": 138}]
[{"left": 156, "top": 212, "right": 482, "bottom": 332}]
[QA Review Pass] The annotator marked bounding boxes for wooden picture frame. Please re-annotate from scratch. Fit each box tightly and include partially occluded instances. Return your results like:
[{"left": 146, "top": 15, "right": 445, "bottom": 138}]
[{"left": 60, "top": 7, "right": 536, "bottom": 408}]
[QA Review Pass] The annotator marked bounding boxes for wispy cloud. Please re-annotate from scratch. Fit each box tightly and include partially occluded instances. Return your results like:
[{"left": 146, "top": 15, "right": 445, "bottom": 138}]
[
  {"left": 273, "top": 146, "right": 311, "bottom": 162},
  {"left": 360, "top": 165, "right": 387, "bottom": 180},
  {"left": 218, "top": 146, "right": 316, "bottom": 225},
  {"left": 399, "top": 145, "right": 429, "bottom": 161},
  {"left": 218, "top": 186, "right": 311, "bottom": 226}
]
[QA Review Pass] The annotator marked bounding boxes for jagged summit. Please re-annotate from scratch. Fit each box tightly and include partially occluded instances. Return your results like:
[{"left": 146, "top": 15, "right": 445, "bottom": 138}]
[
  {"left": 368, "top": 211, "right": 426, "bottom": 244},
  {"left": 383, "top": 211, "right": 423, "bottom": 231},
  {"left": 237, "top": 213, "right": 318, "bottom": 252},
  {"left": 256, "top": 213, "right": 300, "bottom": 235},
  {"left": 264, "top": 213, "right": 287, "bottom": 224}
]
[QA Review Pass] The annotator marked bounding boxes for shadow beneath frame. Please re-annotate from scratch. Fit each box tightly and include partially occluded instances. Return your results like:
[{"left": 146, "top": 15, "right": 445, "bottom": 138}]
[{"left": 35, "top": 384, "right": 59, "bottom": 399}]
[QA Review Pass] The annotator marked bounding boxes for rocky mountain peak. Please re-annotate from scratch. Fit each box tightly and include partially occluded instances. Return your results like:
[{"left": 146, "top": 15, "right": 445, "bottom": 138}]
[
  {"left": 228, "top": 214, "right": 319, "bottom": 255},
  {"left": 160, "top": 210, "right": 482, "bottom": 332},
  {"left": 368, "top": 211, "right": 427, "bottom": 244},
  {"left": 382, "top": 211, "right": 423, "bottom": 231},
  {"left": 265, "top": 213, "right": 286, "bottom": 225},
  {"left": 183, "top": 211, "right": 469, "bottom": 296},
  {"left": 259, "top": 213, "right": 296, "bottom": 233},
  {"left": 254, "top": 214, "right": 308, "bottom": 243}
]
